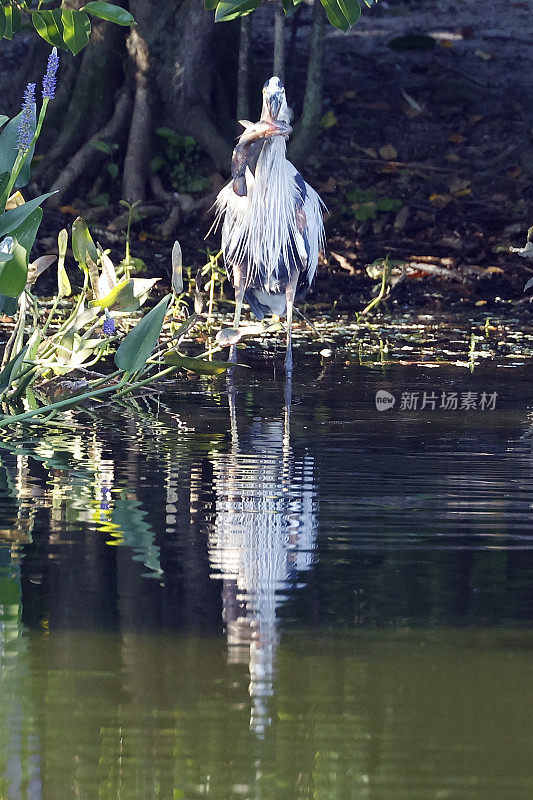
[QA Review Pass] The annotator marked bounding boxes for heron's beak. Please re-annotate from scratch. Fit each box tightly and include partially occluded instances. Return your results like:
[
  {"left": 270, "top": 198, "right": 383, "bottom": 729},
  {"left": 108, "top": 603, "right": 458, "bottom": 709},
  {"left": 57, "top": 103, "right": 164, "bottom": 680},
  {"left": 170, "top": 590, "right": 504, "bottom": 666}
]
[
  {"left": 266, "top": 92, "right": 283, "bottom": 120},
  {"left": 268, "top": 120, "right": 292, "bottom": 137}
]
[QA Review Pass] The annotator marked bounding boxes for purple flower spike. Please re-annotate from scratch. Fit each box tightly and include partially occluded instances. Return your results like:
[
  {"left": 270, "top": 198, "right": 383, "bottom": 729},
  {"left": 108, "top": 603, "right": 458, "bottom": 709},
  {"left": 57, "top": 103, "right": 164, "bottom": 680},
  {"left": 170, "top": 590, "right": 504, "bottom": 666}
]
[
  {"left": 103, "top": 309, "right": 116, "bottom": 337},
  {"left": 17, "top": 83, "right": 36, "bottom": 153},
  {"left": 42, "top": 47, "right": 59, "bottom": 100}
]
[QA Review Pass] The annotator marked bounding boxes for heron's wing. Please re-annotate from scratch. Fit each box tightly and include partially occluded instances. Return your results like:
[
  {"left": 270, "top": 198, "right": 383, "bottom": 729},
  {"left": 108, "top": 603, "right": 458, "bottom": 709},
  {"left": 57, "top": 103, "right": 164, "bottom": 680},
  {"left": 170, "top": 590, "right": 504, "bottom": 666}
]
[{"left": 287, "top": 164, "right": 325, "bottom": 287}]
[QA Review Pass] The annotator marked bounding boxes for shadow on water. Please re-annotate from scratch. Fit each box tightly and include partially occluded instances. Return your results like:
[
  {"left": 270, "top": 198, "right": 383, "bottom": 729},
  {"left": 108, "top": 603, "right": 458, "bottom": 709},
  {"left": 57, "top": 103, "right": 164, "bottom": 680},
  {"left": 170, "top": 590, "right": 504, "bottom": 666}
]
[{"left": 0, "top": 357, "right": 532, "bottom": 799}]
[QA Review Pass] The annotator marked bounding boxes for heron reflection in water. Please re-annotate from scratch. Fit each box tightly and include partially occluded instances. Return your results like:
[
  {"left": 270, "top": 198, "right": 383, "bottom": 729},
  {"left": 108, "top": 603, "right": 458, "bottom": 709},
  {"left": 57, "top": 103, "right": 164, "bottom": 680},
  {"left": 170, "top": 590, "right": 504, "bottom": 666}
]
[{"left": 208, "top": 378, "right": 317, "bottom": 736}]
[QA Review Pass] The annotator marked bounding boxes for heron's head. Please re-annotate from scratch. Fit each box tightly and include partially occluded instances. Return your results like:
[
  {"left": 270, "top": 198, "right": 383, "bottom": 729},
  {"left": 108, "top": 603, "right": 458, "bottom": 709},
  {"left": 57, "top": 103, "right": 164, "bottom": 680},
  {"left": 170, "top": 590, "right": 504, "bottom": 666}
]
[{"left": 262, "top": 76, "right": 291, "bottom": 123}]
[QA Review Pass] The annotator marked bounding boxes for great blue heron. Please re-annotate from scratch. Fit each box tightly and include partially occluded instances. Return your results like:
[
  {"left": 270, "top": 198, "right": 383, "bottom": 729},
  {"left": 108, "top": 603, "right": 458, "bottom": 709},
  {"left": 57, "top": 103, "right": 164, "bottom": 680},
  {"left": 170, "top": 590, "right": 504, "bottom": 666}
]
[{"left": 214, "top": 76, "right": 325, "bottom": 373}]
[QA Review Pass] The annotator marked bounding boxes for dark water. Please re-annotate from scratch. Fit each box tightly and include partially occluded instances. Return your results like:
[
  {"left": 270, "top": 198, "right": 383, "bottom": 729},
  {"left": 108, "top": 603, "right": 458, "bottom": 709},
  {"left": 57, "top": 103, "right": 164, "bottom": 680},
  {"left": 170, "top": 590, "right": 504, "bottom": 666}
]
[{"left": 0, "top": 358, "right": 532, "bottom": 800}]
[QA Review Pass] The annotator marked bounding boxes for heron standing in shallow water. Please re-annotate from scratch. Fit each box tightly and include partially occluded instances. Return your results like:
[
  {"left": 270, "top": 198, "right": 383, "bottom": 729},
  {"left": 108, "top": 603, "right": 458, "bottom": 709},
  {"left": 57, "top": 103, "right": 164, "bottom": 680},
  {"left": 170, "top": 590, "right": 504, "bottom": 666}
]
[{"left": 213, "top": 76, "right": 325, "bottom": 373}]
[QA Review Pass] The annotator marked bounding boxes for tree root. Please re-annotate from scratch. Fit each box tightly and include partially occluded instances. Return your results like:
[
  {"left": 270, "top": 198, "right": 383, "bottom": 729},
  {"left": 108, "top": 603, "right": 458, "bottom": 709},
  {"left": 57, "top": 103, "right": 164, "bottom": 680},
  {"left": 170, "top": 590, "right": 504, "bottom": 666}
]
[
  {"left": 47, "top": 90, "right": 132, "bottom": 207},
  {"left": 34, "top": 21, "right": 121, "bottom": 186}
]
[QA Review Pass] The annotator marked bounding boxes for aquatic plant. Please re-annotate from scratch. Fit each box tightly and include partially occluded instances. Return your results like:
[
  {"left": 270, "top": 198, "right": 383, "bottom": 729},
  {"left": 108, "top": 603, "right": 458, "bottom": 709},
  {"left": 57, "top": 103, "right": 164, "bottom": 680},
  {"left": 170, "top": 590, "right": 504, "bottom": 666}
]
[
  {"left": 0, "top": 52, "right": 60, "bottom": 315},
  {"left": 0, "top": 225, "right": 237, "bottom": 427}
]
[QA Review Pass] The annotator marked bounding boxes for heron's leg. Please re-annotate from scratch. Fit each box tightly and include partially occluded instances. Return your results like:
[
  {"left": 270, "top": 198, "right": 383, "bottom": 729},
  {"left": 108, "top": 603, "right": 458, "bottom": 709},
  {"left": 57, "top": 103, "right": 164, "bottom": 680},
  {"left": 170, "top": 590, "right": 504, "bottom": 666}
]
[
  {"left": 284, "top": 273, "right": 298, "bottom": 374},
  {"left": 226, "top": 371, "right": 238, "bottom": 448},
  {"left": 283, "top": 374, "right": 292, "bottom": 446},
  {"left": 229, "top": 272, "right": 245, "bottom": 366}
]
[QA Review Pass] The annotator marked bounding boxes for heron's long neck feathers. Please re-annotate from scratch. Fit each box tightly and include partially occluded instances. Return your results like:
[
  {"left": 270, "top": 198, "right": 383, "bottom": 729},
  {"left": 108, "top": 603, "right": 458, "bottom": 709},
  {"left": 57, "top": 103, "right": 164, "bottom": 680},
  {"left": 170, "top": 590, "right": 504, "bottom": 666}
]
[{"left": 215, "top": 138, "right": 304, "bottom": 289}]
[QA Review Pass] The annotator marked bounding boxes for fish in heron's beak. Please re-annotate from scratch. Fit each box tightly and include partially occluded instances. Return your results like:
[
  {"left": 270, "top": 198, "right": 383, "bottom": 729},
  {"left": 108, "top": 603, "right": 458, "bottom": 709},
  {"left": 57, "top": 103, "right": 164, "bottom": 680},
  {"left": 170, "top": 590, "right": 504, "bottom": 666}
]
[
  {"left": 237, "top": 118, "right": 292, "bottom": 146},
  {"left": 231, "top": 119, "right": 292, "bottom": 196}
]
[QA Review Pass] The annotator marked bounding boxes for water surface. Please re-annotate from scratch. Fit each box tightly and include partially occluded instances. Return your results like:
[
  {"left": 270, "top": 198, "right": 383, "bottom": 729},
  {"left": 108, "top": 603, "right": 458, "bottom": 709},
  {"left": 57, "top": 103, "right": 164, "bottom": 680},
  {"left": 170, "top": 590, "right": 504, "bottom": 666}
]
[{"left": 1, "top": 357, "right": 532, "bottom": 799}]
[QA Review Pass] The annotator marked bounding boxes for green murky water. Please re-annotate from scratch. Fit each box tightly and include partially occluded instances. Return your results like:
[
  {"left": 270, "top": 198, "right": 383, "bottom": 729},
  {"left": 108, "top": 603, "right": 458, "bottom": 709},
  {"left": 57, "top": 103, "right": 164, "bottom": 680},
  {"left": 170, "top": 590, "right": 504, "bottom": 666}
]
[{"left": 0, "top": 348, "right": 532, "bottom": 799}]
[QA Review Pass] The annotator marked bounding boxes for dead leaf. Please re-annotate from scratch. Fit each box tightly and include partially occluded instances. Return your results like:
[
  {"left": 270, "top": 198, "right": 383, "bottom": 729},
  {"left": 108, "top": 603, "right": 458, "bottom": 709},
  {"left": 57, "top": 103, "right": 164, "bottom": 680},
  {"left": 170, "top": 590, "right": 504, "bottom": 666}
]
[
  {"left": 393, "top": 206, "right": 410, "bottom": 232},
  {"left": 507, "top": 165, "right": 522, "bottom": 179},
  {"left": 379, "top": 163, "right": 400, "bottom": 175},
  {"left": 352, "top": 143, "right": 378, "bottom": 158},
  {"left": 449, "top": 177, "right": 471, "bottom": 195},
  {"left": 445, "top": 153, "right": 461, "bottom": 163},
  {"left": 448, "top": 132, "right": 467, "bottom": 145},
  {"left": 319, "top": 176, "right": 337, "bottom": 194},
  {"left": 437, "top": 236, "right": 463, "bottom": 251},
  {"left": 400, "top": 88, "right": 424, "bottom": 115},
  {"left": 6, "top": 192, "right": 25, "bottom": 210},
  {"left": 335, "top": 89, "right": 357, "bottom": 103},
  {"left": 379, "top": 144, "right": 398, "bottom": 160},
  {"left": 330, "top": 251, "right": 357, "bottom": 274},
  {"left": 429, "top": 193, "right": 452, "bottom": 208},
  {"left": 60, "top": 205, "right": 80, "bottom": 216},
  {"left": 468, "top": 114, "right": 483, "bottom": 126},
  {"left": 475, "top": 49, "right": 494, "bottom": 61}
]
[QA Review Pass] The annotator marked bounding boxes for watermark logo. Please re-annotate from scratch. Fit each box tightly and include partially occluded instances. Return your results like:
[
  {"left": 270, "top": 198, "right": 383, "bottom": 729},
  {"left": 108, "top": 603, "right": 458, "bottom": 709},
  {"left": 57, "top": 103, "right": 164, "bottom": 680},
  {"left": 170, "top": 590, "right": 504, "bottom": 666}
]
[
  {"left": 374, "top": 389, "right": 498, "bottom": 411},
  {"left": 375, "top": 390, "right": 396, "bottom": 411}
]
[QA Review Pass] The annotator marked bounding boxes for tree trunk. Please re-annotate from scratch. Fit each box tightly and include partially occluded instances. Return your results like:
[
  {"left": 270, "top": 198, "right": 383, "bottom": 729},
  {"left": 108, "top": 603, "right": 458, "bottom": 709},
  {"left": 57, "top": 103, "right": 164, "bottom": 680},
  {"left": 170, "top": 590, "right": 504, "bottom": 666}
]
[
  {"left": 273, "top": 3, "right": 285, "bottom": 79},
  {"left": 236, "top": 17, "right": 251, "bottom": 121},
  {"left": 122, "top": 28, "right": 151, "bottom": 203},
  {"left": 289, "top": 0, "right": 325, "bottom": 165}
]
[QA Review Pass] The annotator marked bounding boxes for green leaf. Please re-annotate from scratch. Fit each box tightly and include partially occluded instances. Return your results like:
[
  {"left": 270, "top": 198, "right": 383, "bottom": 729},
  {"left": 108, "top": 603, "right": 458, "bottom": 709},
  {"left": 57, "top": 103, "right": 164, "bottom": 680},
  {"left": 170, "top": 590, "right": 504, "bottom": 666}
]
[
  {"left": 205, "top": 0, "right": 218, "bottom": 9},
  {"left": 0, "top": 6, "right": 6, "bottom": 40},
  {"left": 214, "top": 0, "right": 261, "bottom": 23},
  {"left": 376, "top": 197, "right": 402, "bottom": 212},
  {"left": 282, "top": 0, "right": 304, "bottom": 16},
  {"left": 71, "top": 217, "right": 98, "bottom": 266},
  {"left": 0, "top": 173, "right": 9, "bottom": 200},
  {"left": 57, "top": 228, "right": 71, "bottom": 298},
  {"left": 11, "top": 207, "right": 43, "bottom": 257},
  {"left": 114, "top": 294, "right": 171, "bottom": 373},
  {"left": 0, "top": 192, "right": 55, "bottom": 239},
  {"left": 61, "top": 9, "right": 91, "bottom": 56},
  {"left": 320, "top": 110, "right": 338, "bottom": 129},
  {"left": 32, "top": 10, "right": 68, "bottom": 49},
  {"left": 91, "top": 140, "right": 117, "bottom": 155},
  {"left": 90, "top": 277, "right": 159, "bottom": 311},
  {"left": 81, "top": 1, "right": 136, "bottom": 26},
  {"left": 337, "top": 0, "right": 361, "bottom": 27},
  {"left": 0, "top": 240, "right": 28, "bottom": 297},
  {"left": 163, "top": 351, "right": 231, "bottom": 375},
  {"left": 3, "top": 4, "right": 21, "bottom": 40},
  {"left": 319, "top": 0, "right": 360, "bottom": 32},
  {"left": 171, "top": 240, "right": 183, "bottom": 294},
  {"left": 0, "top": 109, "right": 37, "bottom": 188},
  {"left": 0, "top": 295, "right": 17, "bottom": 315},
  {"left": 0, "top": 345, "right": 28, "bottom": 395},
  {"left": 89, "top": 277, "right": 130, "bottom": 308}
]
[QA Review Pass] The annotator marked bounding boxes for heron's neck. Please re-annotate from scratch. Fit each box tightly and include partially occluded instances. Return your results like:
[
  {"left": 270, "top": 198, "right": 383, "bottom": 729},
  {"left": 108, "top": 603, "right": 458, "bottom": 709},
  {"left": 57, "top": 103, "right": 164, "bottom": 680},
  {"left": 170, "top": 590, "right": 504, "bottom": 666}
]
[{"left": 258, "top": 136, "right": 287, "bottom": 182}]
